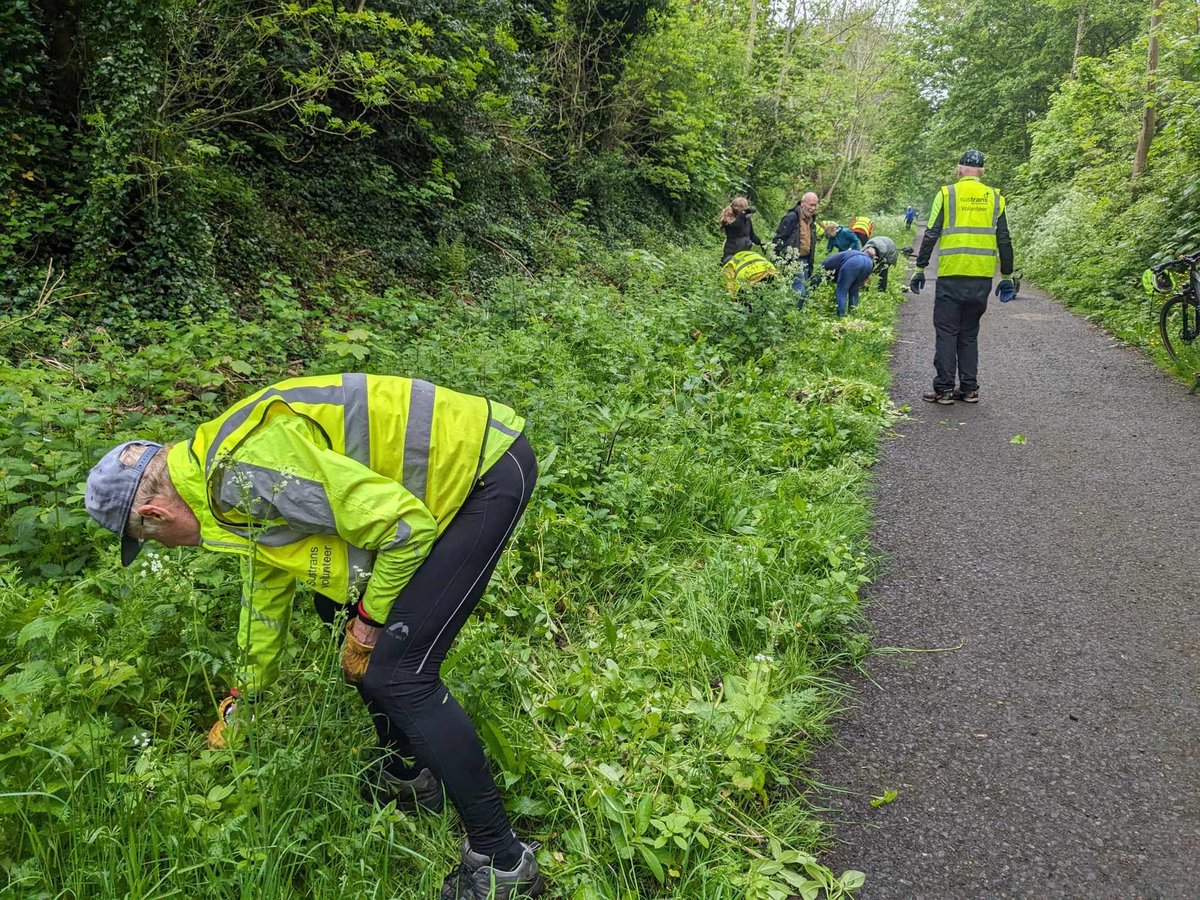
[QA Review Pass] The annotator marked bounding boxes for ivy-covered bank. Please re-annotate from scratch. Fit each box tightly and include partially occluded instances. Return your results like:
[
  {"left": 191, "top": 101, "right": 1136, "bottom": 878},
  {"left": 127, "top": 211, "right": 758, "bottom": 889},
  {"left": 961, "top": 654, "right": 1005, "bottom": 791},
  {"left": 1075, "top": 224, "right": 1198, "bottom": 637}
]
[{"left": 1, "top": 224, "right": 903, "bottom": 898}]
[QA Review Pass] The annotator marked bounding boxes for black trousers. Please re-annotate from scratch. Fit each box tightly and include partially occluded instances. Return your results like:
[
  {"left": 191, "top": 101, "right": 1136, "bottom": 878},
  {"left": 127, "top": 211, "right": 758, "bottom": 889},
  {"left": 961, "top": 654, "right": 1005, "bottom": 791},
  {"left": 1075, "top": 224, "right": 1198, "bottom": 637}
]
[
  {"left": 317, "top": 434, "right": 537, "bottom": 858},
  {"left": 932, "top": 276, "right": 991, "bottom": 393}
]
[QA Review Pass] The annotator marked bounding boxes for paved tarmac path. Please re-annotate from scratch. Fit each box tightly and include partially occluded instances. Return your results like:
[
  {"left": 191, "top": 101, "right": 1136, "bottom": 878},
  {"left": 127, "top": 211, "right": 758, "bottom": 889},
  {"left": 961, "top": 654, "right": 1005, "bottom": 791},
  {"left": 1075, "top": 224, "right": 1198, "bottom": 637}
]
[{"left": 815, "top": 239, "right": 1200, "bottom": 898}]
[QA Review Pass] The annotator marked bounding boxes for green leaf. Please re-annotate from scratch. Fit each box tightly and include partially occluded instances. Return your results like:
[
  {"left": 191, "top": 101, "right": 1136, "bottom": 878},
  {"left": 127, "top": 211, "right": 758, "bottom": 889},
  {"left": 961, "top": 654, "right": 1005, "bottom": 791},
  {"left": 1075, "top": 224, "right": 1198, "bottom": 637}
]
[
  {"left": 638, "top": 844, "right": 665, "bottom": 883},
  {"left": 840, "top": 870, "right": 867, "bottom": 890},
  {"left": 479, "top": 719, "right": 521, "bottom": 777}
]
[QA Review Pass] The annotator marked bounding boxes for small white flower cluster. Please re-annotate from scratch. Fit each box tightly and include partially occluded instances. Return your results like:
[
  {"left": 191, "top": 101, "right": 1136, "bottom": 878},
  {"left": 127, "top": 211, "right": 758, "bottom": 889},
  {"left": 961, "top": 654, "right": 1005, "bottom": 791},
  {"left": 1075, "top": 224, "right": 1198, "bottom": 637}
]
[
  {"left": 753, "top": 653, "right": 774, "bottom": 663},
  {"left": 140, "top": 552, "right": 164, "bottom": 576},
  {"left": 130, "top": 731, "right": 152, "bottom": 749},
  {"left": 349, "top": 565, "right": 373, "bottom": 592},
  {"left": 270, "top": 469, "right": 302, "bottom": 495}
]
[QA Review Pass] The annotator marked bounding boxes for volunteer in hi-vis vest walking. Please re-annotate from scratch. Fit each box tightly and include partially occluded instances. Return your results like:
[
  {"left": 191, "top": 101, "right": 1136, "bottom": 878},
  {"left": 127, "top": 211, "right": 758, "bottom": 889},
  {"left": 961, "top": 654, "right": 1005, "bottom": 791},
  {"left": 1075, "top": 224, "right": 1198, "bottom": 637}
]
[{"left": 909, "top": 149, "right": 1016, "bottom": 404}]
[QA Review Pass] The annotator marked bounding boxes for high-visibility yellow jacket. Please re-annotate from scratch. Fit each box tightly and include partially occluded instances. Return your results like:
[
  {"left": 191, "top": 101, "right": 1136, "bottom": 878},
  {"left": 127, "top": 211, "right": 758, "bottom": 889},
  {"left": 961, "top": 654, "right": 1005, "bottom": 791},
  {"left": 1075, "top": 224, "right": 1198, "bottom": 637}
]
[
  {"left": 850, "top": 216, "right": 875, "bottom": 239},
  {"left": 926, "top": 177, "right": 1006, "bottom": 278},
  {"left": 722, "top": 250, "right": 778, "bottom": 294},
  {"left": 166, "top": 374, "right": 524, "bottom": 690}
]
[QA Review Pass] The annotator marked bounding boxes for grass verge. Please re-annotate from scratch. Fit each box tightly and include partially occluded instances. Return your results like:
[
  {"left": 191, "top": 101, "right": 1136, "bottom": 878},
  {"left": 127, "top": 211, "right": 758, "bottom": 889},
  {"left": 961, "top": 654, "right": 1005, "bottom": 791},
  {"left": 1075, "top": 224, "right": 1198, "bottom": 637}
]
[{"left": 0, "top": 228, "right": 903, "bottom": 898}]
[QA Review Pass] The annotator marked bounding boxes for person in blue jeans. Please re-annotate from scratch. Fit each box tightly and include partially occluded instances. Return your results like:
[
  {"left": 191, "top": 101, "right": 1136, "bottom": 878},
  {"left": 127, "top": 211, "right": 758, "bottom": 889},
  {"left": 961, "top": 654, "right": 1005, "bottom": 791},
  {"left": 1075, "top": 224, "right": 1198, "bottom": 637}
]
[{"left": 822, "top": 246, "right": 878, "bottom": 316}]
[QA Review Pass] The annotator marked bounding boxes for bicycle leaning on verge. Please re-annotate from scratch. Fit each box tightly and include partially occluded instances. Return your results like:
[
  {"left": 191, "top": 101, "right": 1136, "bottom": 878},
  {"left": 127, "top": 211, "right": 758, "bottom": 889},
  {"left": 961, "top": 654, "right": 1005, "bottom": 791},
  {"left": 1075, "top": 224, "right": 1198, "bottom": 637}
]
[{"left": 1142, "top": 248, "right": 1200, "bottom": 362}]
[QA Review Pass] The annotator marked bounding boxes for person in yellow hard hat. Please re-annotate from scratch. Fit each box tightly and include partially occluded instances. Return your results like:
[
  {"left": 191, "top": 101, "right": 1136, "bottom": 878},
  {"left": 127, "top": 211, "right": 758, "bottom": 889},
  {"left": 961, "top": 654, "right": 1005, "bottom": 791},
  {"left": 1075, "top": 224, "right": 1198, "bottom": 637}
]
[
  {"left": 909, "top": 150, "right": 1015, "bottom": 404},
  {"left": 85, "top": 374, "right": 545, "bottom": 900}
]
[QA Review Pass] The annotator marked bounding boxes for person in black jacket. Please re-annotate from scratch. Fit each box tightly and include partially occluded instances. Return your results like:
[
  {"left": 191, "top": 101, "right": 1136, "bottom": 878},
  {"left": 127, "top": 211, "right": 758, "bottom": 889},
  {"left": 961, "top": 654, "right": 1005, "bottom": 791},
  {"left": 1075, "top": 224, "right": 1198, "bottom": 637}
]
[
  {"left": 719, "top": 196, "right": 765, "bottom": 263},
  {"left": 773, "top": 192, "right": 820, "bottom": 307}
]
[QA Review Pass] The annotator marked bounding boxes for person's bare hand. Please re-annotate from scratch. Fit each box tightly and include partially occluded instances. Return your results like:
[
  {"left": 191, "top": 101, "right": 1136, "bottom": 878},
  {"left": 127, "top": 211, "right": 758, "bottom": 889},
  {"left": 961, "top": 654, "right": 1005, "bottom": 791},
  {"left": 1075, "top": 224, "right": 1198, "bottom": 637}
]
[{"left": 349, "top": 617, "right": 381, "bottom": 648}]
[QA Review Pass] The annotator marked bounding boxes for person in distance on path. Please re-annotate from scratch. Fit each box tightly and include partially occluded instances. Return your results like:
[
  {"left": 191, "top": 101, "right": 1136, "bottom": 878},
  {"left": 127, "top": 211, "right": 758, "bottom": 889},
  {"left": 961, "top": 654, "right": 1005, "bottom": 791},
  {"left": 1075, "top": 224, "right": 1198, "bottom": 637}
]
[
  {"left": 905, "top": 204, "right": 917, "bottom": 230},
  {"left": 909, "top": 149, "right": 1015, "bottom": 404},
  {"left": 772, "top": 191, "right": 821, "bottom": 306},
  {"left": 84, "top": 373, "right": 545, "bottom": 900},
  {"left": 822, "top": 245, "right": 879, "bottom": 316}
]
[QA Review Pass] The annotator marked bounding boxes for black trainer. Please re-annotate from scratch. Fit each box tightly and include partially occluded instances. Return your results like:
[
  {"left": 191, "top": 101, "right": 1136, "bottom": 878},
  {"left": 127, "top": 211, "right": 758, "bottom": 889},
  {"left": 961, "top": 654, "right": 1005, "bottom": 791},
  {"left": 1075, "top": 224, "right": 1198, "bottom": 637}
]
[
  {"left": 954, "top": 389, "right": 979, "bottom": 403},
  {"left": 440, "top": 840, "right": 546, "bottom": 900},
  {"left": 921, "top": 390, "right": 955, "bottom": 405},
  {"left": 360, "top": 762, "right": 445, "bottom": 813}
]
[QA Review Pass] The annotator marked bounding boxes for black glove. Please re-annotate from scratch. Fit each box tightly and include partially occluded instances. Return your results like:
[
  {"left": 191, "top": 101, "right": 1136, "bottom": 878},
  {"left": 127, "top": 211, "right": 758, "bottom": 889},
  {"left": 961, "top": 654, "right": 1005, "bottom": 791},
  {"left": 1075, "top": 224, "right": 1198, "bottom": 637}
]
[{"left": 909, "top": 270, "right": 926, "bottom": 294}]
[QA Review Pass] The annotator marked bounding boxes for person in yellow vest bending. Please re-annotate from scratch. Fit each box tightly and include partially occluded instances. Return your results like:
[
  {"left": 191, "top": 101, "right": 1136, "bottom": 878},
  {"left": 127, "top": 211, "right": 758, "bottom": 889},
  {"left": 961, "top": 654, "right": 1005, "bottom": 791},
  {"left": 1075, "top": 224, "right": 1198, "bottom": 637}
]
[
  {"left": 85, "top": 374, "right": 545, "bottom": 900},
  {"left": 849, "top": 215, "right": 874, "bottom": 246},
  {"left": 909, "top": 149, "right": 1015, "bottom": 404}
]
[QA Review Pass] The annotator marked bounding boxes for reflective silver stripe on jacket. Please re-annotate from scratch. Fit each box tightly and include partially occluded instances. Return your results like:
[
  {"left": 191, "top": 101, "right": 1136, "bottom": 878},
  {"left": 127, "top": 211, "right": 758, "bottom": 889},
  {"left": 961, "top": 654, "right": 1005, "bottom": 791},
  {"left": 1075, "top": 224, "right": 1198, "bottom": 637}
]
[
  {"left": 206, "top": 384, "right": 346, "bottom": 471},
  {"left": 403, "top": 379, "right": 435, "bottom": 502},
  {"left": 343, "top": 373, "right": 370, "bottom": 467},
  {"left": 942, "top": 226, "right": 996, "bottom": 236},
  {"left": 943, "top": 185, "right": 1000, "bottom": 235},
  {"left": 385, "top": 519, "right": 412, "bottom": 550},
  {"left": 489, "top": 418, "right": 522, "bottom": 439},
  {"left": 215, "top": 461, "right": 336, "bottom": 532},
  {"left": 939, "top": 247, "right": 997, "bottom": 257}
]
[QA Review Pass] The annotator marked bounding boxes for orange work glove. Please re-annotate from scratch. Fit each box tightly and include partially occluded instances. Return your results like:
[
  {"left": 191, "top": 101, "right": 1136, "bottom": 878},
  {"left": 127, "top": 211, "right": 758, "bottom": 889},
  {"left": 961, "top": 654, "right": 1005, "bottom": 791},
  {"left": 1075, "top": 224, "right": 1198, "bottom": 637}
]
[
  {"left": 342, "top": 618, "right": 378, "bottom": 684},
  {"left": 206, "top": 694, "right": 239, "bottom": 750}
]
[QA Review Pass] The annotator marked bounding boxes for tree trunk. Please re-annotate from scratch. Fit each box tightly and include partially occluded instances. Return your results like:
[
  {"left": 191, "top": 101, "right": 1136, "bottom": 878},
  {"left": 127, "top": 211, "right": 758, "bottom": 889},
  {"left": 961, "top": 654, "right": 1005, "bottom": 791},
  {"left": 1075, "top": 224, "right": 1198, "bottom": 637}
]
[
  {"left": 745, "top": 0, "right": 758, "bottom": 74},
  {"left": 42, "top": 0, "right": 81, "bottom": 121},
  {"left": 1070, "top": 4, "right": 1088, "bottom": 79},
  {"left": 773, "top": 0, "right": 800, "bottom": 116},
  {"left": 1131, "top": 0, "right": 1162, "bottom": 187}
]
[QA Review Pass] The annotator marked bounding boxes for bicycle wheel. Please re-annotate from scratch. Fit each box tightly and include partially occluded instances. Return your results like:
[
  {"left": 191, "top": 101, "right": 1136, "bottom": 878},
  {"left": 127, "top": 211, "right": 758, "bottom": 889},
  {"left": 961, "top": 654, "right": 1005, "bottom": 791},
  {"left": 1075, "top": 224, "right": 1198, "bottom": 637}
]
[{"left": 1159, "top": 294, "right": 1200, "bottom": 361}]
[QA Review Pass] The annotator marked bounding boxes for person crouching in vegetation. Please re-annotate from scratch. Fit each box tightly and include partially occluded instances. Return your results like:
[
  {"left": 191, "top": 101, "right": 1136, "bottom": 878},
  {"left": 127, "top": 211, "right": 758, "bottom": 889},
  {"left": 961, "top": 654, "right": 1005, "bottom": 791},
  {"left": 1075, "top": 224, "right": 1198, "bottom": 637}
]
[
  {"left": 849, "top": 214, "right": 875, "bottom": 246},
  {"left": 822, "top": 221, "right": 862, "bottom": 253},
  {"left": 821, "top": 245, "right": 879, "bottom": 316},
  {"left": 719, "top": 195, "right": 765, "bottom": 263},
  {"left": 84, "top": 373, "right": 545, "bottom": 900},
  {"left": 863, "top": 235, "right": 899, "bottom": 291}
]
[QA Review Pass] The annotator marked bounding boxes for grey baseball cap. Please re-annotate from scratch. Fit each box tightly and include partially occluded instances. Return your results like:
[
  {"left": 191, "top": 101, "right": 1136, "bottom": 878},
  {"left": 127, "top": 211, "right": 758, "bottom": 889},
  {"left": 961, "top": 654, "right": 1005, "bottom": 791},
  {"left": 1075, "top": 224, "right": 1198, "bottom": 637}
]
[
  {"left": 959, "top": 149, "right": 985, "bottom": 167},
  {"left": 85, "top": 441, "right": 164, "bottom": 566}
]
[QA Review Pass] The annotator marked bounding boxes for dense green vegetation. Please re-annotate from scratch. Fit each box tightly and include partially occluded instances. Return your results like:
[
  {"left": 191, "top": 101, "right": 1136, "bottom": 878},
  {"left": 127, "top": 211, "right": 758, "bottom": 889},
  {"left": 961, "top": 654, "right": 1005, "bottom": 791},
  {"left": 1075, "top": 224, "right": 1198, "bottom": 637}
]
[
  {"left": 2, "top": 3, "right": 926, "bottom": 895},
  {"left": 1015, "top": 1, "right": 1200, "bottom": 373},
  {"left": 4, "top": 0, "right": 1198, "bottom": 895},
  {"left": 1, "top": 226, "right": 903, "bottom": 896}
]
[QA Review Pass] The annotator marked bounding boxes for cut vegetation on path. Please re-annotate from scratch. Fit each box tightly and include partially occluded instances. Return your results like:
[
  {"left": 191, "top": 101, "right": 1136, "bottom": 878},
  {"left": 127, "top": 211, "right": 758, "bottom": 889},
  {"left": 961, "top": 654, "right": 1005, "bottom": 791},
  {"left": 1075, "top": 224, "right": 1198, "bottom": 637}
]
[{"left": 816, "top": 268, "right": 1200, "bottom": 897}]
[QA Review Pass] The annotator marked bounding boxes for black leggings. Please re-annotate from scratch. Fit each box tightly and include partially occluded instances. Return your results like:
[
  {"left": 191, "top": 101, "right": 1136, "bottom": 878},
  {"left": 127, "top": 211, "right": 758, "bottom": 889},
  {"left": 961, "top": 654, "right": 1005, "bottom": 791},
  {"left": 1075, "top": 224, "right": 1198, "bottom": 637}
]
[{"left": 355, "top": 433, "right": 536, "bottom": 857}]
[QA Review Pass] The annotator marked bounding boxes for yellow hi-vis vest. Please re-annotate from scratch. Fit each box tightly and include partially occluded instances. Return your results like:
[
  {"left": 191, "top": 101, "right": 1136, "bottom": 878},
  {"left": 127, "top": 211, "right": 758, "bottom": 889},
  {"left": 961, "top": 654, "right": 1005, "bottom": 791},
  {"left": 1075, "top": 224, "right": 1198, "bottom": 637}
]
[
  {"left": 722, "top": 250, "right": 778, "bottom": 294},
  {"left": 850, "top": 216, "right": 874, "bottom": 239},
  {"left": 933, "top": 177, "right": 1005, "bottom": 278},
  {"left": 166, "top": 373, "right": 524, "bottom": 690}
]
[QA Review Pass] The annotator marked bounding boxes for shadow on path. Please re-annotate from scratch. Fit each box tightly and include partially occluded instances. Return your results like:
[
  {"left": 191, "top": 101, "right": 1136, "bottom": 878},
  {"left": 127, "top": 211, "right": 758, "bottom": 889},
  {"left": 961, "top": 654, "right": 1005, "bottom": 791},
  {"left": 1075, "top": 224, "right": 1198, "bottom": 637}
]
[{"left": 814, "top": 240, "right": 1200, "bottom": 898}]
